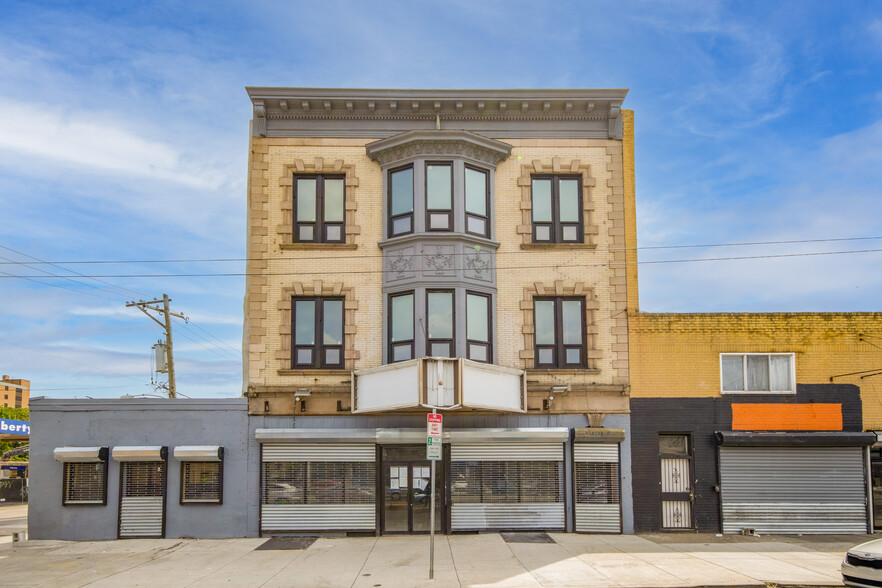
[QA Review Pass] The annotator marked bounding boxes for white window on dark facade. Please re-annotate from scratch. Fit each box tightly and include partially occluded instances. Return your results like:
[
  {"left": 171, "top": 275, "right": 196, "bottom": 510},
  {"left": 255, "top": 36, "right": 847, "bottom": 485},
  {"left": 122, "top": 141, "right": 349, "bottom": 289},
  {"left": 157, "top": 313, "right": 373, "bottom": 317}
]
[{"left": 721, "top": 353, "right": 795, "bottom": 393}]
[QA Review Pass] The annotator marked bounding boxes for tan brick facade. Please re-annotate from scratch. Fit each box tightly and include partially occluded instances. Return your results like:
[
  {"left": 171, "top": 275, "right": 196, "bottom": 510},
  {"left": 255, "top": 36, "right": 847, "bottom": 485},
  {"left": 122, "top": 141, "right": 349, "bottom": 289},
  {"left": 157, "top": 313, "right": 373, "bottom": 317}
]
[
  {"left": 243, "top": 95, "right": 635, "bottom": 419},
  {"left": 628, "top": 312, "right": 882, "bottom": 428}
]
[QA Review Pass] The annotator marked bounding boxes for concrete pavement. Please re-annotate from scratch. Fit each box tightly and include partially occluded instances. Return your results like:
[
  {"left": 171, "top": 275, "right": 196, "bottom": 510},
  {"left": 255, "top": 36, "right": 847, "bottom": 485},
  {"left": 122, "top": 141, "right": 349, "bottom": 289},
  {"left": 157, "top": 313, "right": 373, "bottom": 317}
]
[{"left": 0, "top": 529, "right": 859, "bottom": 587}]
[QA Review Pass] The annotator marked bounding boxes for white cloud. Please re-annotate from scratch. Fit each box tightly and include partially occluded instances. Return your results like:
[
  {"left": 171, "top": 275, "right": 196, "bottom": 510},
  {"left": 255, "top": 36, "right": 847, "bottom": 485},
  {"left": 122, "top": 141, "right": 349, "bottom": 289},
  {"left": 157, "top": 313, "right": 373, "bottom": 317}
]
[{"left": 0, "top": 98, "right": 222, "bottom": 189}]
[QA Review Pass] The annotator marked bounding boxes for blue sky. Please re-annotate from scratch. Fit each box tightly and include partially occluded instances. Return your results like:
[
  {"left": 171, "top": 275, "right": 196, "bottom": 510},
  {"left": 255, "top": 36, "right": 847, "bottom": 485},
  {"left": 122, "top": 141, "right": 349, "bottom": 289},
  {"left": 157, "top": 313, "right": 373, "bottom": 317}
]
[{"left": 1, "top": 1, "right": 881, "bottom": 399}]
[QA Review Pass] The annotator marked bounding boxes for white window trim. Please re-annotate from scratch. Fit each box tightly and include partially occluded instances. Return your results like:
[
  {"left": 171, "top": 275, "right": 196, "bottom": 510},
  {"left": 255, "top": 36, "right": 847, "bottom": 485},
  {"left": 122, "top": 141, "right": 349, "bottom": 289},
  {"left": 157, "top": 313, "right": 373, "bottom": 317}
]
[{"left": 719, "top": 352, "right": 796, "bottom": 395}]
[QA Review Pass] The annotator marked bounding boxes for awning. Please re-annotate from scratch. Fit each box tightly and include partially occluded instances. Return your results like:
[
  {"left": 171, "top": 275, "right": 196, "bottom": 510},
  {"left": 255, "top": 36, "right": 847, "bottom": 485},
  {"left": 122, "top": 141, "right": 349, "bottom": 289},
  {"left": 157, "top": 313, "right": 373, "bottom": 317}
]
[
  {"left": 716, "top": 431, "right": 876, "bottom": 447},
  {"left": 53, "top": 446, "right": 108, "bottom": 463},
  {"left": 112, "top": 446, "right": 168, "bottom": 462},
  {"left": 256, "top": 427, "right": 569, "bottom": 444},
  {"left": 573, "top": 427, "right": 625, "bottom": 444},
  {"left": 173, "top": 445, "right": 223, "bottom": 462}
]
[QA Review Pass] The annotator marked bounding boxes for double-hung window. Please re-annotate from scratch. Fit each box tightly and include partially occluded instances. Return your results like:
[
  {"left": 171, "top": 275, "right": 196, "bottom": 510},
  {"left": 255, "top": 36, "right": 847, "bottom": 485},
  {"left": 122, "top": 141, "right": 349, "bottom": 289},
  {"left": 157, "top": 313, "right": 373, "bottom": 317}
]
[
  {"left": 389, "top": 292, "right": 415, "bottom": 362},
  {"left": 426, "top": 163, "right": 453, "bottom": 231},
  {"left": 721, "top": 353, "right": 795, "bottom": 393},
  {"left": 292, "top": 297, "right": 344, "bottom": 369},
  {"left": 294, "top": 175, "right": 345, "bottom": 243},
  {"left": 465, "top": 166, "right": 489, "bottom": 238},
  {"left": 534, "top": 297, "right": 587, "bottom": 368},
  {"left": 531, "top": 175, "right": 582, "bottom": 243},
  {"left": 389, "top": 166, "right": 414, "bottom": 237},
  {"left": 466, "top": 292, "right": 491, "bottom": 362},
  {"left": 427, "top": 290, "right": 454, "bottom": 357}
]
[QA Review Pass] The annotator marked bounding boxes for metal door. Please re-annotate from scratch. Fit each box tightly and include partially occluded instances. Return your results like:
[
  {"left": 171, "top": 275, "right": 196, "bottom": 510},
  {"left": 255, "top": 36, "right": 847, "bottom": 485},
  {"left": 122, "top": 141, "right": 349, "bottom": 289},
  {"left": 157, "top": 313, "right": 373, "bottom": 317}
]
[
  {"left": 119, "top": 461, "right": 166, "bottom": 538},
  {"left": 719, "top": 446, "right": 867, "bottom": 534},
  {"left": 382, "top": 460, "right": 442, "bottom": 534},
  {"left": 659, "top": 434, "right": 693, "bottom": 529}
]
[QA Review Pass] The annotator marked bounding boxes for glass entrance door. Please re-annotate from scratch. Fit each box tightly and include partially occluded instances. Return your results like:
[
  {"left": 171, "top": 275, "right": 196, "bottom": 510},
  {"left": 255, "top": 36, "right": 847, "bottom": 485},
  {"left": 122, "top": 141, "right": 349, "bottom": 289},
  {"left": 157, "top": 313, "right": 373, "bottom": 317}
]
[{"left": 381, "top": 446, "right": 443, "bottom": 534}]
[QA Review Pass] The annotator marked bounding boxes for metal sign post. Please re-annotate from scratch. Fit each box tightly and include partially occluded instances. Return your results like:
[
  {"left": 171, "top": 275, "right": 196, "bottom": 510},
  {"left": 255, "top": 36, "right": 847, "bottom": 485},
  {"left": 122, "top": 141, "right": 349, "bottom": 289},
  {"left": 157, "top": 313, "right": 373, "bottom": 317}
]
[{"left": 427, "top": 411, "right": 442, "bottom": 579}]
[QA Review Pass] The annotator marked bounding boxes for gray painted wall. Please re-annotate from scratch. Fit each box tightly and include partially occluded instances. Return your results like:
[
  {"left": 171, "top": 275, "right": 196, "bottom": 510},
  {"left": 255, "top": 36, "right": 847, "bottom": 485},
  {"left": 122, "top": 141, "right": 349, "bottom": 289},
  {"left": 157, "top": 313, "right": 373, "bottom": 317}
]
[{"left": 29, "top": 397, "right": 254, "bottom": 540}]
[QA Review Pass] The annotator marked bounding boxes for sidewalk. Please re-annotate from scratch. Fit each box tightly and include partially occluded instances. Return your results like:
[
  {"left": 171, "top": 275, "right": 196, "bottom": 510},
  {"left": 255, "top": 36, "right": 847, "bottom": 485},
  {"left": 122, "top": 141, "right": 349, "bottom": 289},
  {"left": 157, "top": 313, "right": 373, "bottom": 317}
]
[{"left": 0, "top": 530, "right": 856, "bottom": 587}]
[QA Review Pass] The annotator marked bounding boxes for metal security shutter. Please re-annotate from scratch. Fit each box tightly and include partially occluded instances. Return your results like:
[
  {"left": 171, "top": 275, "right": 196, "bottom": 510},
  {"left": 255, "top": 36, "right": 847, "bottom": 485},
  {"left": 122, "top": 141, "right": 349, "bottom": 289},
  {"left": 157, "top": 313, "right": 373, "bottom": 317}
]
[
  {"left": 720, "top": 446, "right": 867, "bottom": 534},
  {"left": 261, "top": 443, "right": 376, "bottom": 532},
  {"left": 450, "top": 442, "right": 565, "bottom": 530},
  {"left": 119, "top": 461, "right": 166, "bottom": 538},
  {"left": 574, "top": 444, "right": 621, "bottom": 533}
]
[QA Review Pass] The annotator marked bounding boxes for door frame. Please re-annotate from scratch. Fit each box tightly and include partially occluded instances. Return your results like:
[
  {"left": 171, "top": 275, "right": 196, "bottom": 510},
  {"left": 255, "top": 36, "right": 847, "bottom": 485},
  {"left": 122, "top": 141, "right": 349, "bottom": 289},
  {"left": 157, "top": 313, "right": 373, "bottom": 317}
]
[
  {"left": 378, "top": 445, "right": 447, "bottom": 535},
  {"left": 658, "top": 433, "right": 695, "bottom": 531}
]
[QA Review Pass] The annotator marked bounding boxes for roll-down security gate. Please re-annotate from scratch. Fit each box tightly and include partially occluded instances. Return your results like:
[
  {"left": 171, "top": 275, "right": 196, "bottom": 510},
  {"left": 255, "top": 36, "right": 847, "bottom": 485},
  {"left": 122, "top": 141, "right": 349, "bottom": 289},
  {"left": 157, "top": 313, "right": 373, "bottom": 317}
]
[
  {"left": 574, "top": 444, "right": 621, "bottom": 533},
  {"left": 114, "top": 446, "right": 168, "bottom": 538},
  {"left": 719, "top": 444, "right": 868, "bottom": 534},
  {"left": 449, "top": 430, "right": 567, "bottom": 531},
  {"left": 260, "top": 442, "right": 376, "bottom": 533}
]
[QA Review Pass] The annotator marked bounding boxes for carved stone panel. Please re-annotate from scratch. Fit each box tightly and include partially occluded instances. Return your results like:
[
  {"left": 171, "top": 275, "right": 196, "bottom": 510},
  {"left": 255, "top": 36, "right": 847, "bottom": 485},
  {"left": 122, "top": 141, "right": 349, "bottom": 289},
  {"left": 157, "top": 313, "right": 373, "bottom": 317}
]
[
  {"left": 385, "top": 246, "right": 416, "bottom": 282},
  {"left": 463, "top": 248, "right": 494, "bottom": 283},
  {"left": 421, "top": 244, "right": 456, "bottom": 278}
]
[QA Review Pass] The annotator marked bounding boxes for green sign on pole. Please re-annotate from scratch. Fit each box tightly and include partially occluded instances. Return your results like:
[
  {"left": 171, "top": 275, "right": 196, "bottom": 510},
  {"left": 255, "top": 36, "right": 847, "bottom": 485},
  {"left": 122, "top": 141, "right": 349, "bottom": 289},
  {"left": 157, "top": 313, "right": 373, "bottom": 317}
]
[{"left": 426, "top": 436, "right": 442, "bottom": 460}]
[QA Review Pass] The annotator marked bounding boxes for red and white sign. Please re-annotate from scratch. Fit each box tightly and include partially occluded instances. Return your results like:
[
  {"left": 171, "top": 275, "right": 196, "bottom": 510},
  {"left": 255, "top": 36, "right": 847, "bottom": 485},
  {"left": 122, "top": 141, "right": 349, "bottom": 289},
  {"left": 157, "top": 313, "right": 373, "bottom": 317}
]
[{"left": 427, "top": 413, "right": 443, "bottom": 437}]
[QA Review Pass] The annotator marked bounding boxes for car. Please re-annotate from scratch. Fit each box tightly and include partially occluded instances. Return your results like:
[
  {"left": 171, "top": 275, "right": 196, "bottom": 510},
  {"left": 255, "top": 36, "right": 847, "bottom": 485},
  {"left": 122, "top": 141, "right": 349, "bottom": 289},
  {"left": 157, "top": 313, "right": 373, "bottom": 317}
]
[{"left": 842, "top": 538, "right": 882, "bottom": 587}]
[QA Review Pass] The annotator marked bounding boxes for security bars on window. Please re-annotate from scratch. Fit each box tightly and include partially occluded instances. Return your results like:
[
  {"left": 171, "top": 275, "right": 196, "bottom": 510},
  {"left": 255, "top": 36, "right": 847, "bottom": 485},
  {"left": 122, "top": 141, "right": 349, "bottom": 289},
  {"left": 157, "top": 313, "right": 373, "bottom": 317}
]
[
  {"left": 181, "top": 461, "right": 222, "bottom": 504},
  {"left": 261, "top": 462, "right": 375, "bottom": 505},
  {"left": 63, "top": 462, "right": 107, "bottom": 505},
  {"left": 450, "top": 462, "right": 564, "bottom": 504}
]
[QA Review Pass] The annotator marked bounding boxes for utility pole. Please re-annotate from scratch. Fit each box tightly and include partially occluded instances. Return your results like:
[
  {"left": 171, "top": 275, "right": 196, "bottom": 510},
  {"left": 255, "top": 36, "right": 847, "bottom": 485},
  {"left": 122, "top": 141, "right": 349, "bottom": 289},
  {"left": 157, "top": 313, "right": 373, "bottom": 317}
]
[{"left": 127, "top": 294, "right": 188, "bottom": 398}]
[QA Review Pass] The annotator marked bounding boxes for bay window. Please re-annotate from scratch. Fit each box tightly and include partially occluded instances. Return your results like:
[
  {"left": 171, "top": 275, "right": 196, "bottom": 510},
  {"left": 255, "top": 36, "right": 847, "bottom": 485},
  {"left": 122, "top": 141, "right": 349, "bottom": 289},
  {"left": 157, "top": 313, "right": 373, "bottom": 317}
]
[
  {"left": 389, "top": 292, "right": 415, "bottom": 362},
  {"left": 427, "top": 290, "right": 454, "bottom": 357},
  {"left": 389, "top": 166, "right": 414, "bottom": 237},
  {"left": 466, "top": 292, "right": 491, "bottom": 362},
  {"left": 426, "top": 163, "right": 453, "bottom": 231}
]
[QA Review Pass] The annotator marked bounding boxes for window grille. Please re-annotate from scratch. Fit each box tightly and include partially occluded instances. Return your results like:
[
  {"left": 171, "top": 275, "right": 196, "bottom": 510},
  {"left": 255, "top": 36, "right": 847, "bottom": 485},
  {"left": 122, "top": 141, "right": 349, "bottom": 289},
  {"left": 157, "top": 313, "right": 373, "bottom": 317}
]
[
  {"left": 181, "top": 461, "right": 222, "bottom": 504},
  {"left": 122, "top": 462, "right": 166, "bottom": 498},
  {"left": 450, "top": 461, "right": 563, "bottom": 504},
  {"left": 575, "top": 462, "right": 620, "bottom": 505},
  {"left": 261, "top": 462, "right": 375, "bottom": 505},
  {"left": 63, "top": 462, "right": 107, "bottom": 505}
]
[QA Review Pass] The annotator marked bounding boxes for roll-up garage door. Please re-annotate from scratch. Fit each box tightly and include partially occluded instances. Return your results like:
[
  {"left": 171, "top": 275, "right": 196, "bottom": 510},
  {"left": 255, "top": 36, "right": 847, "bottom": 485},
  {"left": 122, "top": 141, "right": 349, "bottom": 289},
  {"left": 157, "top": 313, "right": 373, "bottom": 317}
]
[
  {"left": 574, "top": 444, "right": 621, "bottom": 533},
  {"left": 450, "top": 442, "right": 565, "bottom": 531},
  {"left": 719, "top": 446, "right": 867, "bottom": 534},
  {"left": 119, "top": 462, "right": 167, "bottom": 538},
  {"left": 261, "top": 443, "right": 376, "bottom": 532}
]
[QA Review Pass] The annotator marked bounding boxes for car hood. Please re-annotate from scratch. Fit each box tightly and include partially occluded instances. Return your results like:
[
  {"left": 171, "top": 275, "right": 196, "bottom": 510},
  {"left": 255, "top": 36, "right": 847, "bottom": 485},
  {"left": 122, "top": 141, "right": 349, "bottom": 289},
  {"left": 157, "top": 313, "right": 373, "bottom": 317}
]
[{"left": 848, "top": 538, "right": 882, "bottom": 557}]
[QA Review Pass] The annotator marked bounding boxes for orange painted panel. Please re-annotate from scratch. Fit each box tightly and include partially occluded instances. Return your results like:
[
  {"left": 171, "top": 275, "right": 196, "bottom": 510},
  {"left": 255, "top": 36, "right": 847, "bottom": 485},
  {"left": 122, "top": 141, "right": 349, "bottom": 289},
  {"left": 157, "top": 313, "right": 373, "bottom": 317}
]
[{"left": 731, "top": 403, "right": 842, "bottom": 431}]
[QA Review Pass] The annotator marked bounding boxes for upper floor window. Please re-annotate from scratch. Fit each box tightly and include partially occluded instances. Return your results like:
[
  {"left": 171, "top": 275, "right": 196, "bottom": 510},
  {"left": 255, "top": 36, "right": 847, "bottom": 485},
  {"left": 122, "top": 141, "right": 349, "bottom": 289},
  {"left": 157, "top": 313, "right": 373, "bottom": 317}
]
[
  {"left": 721, "top": 353, "right": 794, "bottom": 394},
  {"left": 389, "top": 292, "right": 415, "bottom": 362},
  {"left": 534, "top": 297, "right": 586, "bottom": 368},
  {"left": 292, "top": 297, "right": 344, "bottom": 369},
  {"left": 426, "top": 163, "right": 453, "bottom": 231},
  {"left": 466, "top": 292, "right": 491, "bottom": 363},
  {"left": 531, "top": 175, "right": 582, "bottom": 243},
  {"left": 427, "top": 290, "right": 454, "bottom": 357},
  {"left": 465, "top": 167, "right": 489, "bottom": 238},
  {"left": 294, "top": 175, "right": 345, "bottom": 243},
  {"left": 389, "top": 166, "right": 414, "bottom": 237}
]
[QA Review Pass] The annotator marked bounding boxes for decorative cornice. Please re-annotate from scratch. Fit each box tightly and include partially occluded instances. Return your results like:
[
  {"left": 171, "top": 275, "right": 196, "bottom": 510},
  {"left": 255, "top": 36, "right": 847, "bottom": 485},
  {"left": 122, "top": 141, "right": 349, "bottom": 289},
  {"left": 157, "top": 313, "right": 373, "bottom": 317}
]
[
  {"left": 366, "top": 130, "right": 512, "bottom": 167},
  {"left": 246, "top": 88, "right": 629, "bottom": 140}
]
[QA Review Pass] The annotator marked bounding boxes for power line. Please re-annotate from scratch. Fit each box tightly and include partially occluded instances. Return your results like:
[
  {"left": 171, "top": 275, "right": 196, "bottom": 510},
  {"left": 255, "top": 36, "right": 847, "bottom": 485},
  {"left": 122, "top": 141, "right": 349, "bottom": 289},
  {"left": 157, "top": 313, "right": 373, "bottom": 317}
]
[
  {"left": 1, "top": 247, "right": 880, "bottom": 279},
  {"left": 0, "top": 236, "right": 880, "bottom": 265}
]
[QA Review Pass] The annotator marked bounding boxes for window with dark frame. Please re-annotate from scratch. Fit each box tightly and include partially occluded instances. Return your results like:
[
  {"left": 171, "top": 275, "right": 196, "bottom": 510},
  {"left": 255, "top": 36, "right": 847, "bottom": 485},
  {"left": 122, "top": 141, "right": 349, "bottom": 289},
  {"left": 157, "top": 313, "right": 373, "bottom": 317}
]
[
  {"left": 63, "top": 462, "right": 107, "bottom": 505},
  {"left": 533, "top": 297, "right": 587, "bottom": 368},
  {"left": 425, "top": 163, "right": 453, "bottom": 232},
  {"left": 531, "top": 175, "right": 583, "bottom": 243},
  {"left": 426, "top": 290, "right": 454, "bottom": 357},
  {"left": 180, "top": 461, "right": 222, "bottom": 504},
  {"left": 389, "top": 292, "right": 414, "bottom": 362},
  {"left": 466, "top": 292, "right": 492, "bottom": 362},
  {"left": 292, "top": 297, "right": 344, "bottom": 369},
  {"left": 389, "top": 166, "right": 414, "bottom": 237},
  {"left": 464, "top": 166, "right": 490, "bottom": 238},
  {"left": 293, "top": 175, "right": 345, "bottom": 243}
]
